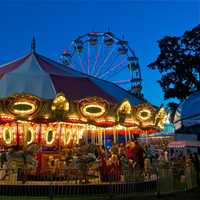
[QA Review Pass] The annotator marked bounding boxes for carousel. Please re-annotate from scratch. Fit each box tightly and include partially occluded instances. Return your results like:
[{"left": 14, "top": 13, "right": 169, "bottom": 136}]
[{"left": 0, "top": 35, "right": 167, "bottom": 177}]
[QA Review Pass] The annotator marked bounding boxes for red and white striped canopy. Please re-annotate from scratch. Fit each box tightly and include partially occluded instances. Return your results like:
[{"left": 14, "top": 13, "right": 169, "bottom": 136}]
[{"left": 0, "top": 52, "right": 145, "bottom": 105}]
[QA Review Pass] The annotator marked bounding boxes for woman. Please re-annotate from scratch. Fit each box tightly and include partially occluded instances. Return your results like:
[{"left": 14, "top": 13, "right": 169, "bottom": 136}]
[
  {"left": 107, "top": 154, "right": 121, "bottom": 182},
  {"left": 192, "top": 153, "right": 200, "bottom": 186},
  {"left": 185, "top": 154, "right": 193, "bottom": 190},
  {"left": 98, "top": 154, "right": 108, "bottom": 182}
]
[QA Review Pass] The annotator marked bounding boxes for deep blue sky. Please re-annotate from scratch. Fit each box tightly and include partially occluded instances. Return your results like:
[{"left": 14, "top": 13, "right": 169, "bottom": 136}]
[{"left": 0, "top": 0, "right": 199, "bottom": 106}]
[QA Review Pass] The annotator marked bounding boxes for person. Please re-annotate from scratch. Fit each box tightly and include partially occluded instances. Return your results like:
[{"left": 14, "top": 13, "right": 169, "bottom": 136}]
[
  {"left": 144, "top": 156, "right": 151, "bottom": 180},
  {"left": 126, "top": 146, "right": 133, "bottom": 160},
  {"left": 107, "top": 154, "right": 121, "bottom": 182},
  {"left": 119, "top": 143, "right": 126, "bottom": 157},
  {"left": 191, "top": 153, "right": 200, "bottom": 186},
  {"left": 119, "top": 154, "right": 129, "bottom": 181},
  {"left": 0, "top": 163, "right": 7, "bottom": 180},
  {"left": 133, "top": 140, "right": 144, "bottom": 170},
  {"left": 98, "top": 153, "right": 108, "bottom": 182},
  {"left": 185, "top": 154, "right": 193, "bottom": 189},
  {"left": 164, "top": 149, "right": 169, "bottom": 162}
]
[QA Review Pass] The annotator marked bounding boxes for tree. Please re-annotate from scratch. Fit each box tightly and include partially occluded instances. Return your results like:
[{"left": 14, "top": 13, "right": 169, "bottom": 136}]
[
  {"left": 166, "top": 102, "right": 178, "bottom": 122},
  {"left": 148, "top": 24, "right": 200, "bottom": 101}
]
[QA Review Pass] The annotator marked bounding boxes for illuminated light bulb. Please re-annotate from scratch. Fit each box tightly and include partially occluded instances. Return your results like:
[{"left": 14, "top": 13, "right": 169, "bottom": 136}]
[
  {"left": 51, "top": 105, "right": 56, "bottom": 111},
  {"left": 12, "top": 101, "right": 36, "bottom": 114},
  {"left": 138, "top": 109, "right": 152, "bottom": 121},
  {"left": 28, "top": 116, "right": 33, "bottom": 121},
  {"left": 107, "top": 117, "right": 115, "bottom": 122},
  {"left": 45, "top": 128, "right": 55, "bottom": 145},
  {"left": 64, "top": 103, "right": 69, "bottom": 111},
  {"left": 82, "top": 104, "right": 105, "bottom": 118},
  {"left": 3, "top": 127, "right": 13, "bottom": 145},
  {"left": 44, "top": 114, "right": 49, "bottom": 119},
  {"left": 118, "top": 100, "right": 132, "bottom": 114},
  {"left": 68, "top": 114, "right": 79, "bottom": 120}
]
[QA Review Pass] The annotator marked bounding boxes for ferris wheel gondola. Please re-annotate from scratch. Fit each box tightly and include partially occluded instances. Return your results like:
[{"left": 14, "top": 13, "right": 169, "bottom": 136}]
[{"left": 61, "top": 31, "right": 143, "bottom": 97}]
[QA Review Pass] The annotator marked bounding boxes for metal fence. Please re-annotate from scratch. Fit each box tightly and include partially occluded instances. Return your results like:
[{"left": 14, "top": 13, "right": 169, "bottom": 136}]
[{"left": 0, "top": 163, "right": 198, "bottom": 200}]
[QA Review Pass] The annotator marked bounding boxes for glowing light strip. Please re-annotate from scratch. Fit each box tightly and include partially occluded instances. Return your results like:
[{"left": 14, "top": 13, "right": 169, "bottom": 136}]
[
  {"left": 63, "top": 128, "right": 71, "bottom": 145},
  {"left": 3, "top": 127, "right": 13, "bottom": 145},
  {"left": 138, "top": 109, "right": 152, "bottom": 121},
  {"left": 124, "top": 118, "right": 139, "bottom": 125},
  {"left": 13, "top": 101, "right": 36, "bottom": 114},
  {"left": 95, "top": 117, "right": 115, "bottom": 123},
  {"left": 142, "top": 121, "right": 154, "bottom": 126},
  {"left": 26, "top": 127, "right": 35, "bottom": 145},
  {"left": 82, "top": 104, "right": 105, "bottom": 117},
  {"left": 45, "top": 128, "right": 55, "bottom": 145},
  {"left": 68, "top": 114, "right": 80, "bottom": 120},
  {"left": 0, "top": 114, "right": 15, "bottom": 120}
]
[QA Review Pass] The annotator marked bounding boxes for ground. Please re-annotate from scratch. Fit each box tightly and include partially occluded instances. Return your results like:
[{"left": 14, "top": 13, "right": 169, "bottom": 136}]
[{"left": 0, "top": 188, "right": 200, "bottom": 200}]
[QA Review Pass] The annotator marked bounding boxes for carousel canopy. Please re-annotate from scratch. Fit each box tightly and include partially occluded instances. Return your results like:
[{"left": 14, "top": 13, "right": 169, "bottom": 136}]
[
  {"left": 0, "top": 51, "right": 145, "bottom": 105},
  {"left": 174, "top": 91, "right": 200, "bottom": 130}
]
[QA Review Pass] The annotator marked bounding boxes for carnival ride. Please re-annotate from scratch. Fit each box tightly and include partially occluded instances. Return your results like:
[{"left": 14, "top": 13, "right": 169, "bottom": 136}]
[
  {"left": 0, "top": 32, "right": 167, "bottom": 178},
  {"left": 61, "top": 32, "right": 143, "bottom": 97}
]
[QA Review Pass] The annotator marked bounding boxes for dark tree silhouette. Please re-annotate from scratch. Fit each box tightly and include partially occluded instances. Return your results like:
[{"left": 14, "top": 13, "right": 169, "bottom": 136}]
[
  {"left": 148, "top": 24, "right": 200, "bottom": 101},
  {"left": 166, "top": 102, "right": 178, "bottom": 122}
]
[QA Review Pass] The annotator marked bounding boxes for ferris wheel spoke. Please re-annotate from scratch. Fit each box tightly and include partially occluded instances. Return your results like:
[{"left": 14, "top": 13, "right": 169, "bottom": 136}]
[
  {"left": 68, "top": 42, "right": 79, "bottom": 70},
  {"left": 97, "top": 53, "right": 121, "bottom": 77},
  {"left": 74, "top": 42, "right": 86, "bottom": 73},
  {"left": 67, "top": 50, "right": 78, "bottom": 70},
  {"left": 94, "top": 43, "right": 109, "bottom": 76},
  {"left": 78, "top": 54, "right": 86, "bottom": 73},
  {"left": 106, "top": 63, "right": 129, "bottom": 79},
  {"left": 70, "top": 44, "right": 81, "bottom": 71},
  {"left": 95, "top": 45, "right": 117, "bottom": 77},
  {"left": 103, "top": 65, "right": 128, "bottom": 80},
  {"left": 92, "top": 36, "right": 104, "bottom": 75},
  {"left": 100, "top": 57, "right": 127, "bottom": 76},
  {"left": 100, "top": 58, "right": 128, "bottom": 79},
  {"left": 73, "top": 55, "right": 83, "bottom": 72},
  {"left": 102, "top": 62, "right": 127, "bottom": 79},
  {"left": 87, "top": 43, "right": 91, "bottom": 75}
]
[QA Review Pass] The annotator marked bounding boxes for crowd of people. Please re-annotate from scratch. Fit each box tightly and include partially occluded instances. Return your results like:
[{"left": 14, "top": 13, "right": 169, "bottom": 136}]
[
  {"left": 68, "top": 139, "right": 200, "bottom": 185},
  {"left": 170, "top": 150, "right": 200, "bottom": 187},
  {"left": 96, "top": 140, "right": 146, "bottom": 182},
  {"left": 0, "top": 138, "right": 199, "bottom": 187}
]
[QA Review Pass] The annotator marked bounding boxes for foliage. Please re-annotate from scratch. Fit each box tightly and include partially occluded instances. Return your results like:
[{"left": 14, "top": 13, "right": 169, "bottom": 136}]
[
  {"left": 166, "top": 102, "right": 178, "bottom": 121},
  {"left": 148, "top": 24, "right": 200, "bottom": 101}
]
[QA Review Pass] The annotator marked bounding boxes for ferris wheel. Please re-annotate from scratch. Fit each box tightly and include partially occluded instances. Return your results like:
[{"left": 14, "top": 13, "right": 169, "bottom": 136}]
[{"left": 61, "top": 32, "right": 143, "bottom": 97}]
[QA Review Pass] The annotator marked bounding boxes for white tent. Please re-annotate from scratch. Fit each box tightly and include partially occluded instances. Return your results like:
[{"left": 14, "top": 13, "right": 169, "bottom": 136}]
[{"left": 174, "top": 91, "right": 200, "bottom": 130}]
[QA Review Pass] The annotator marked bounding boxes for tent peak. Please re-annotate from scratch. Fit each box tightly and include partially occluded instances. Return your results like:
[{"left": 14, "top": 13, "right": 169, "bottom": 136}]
[{"left": 31, "top": 36, "right": 36, "bottom": 52}]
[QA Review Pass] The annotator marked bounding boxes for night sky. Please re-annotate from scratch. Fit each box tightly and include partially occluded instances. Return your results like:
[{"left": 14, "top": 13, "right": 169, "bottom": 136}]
[{"left": 0, "top": 0, "right": 199, "bottom": 106}]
